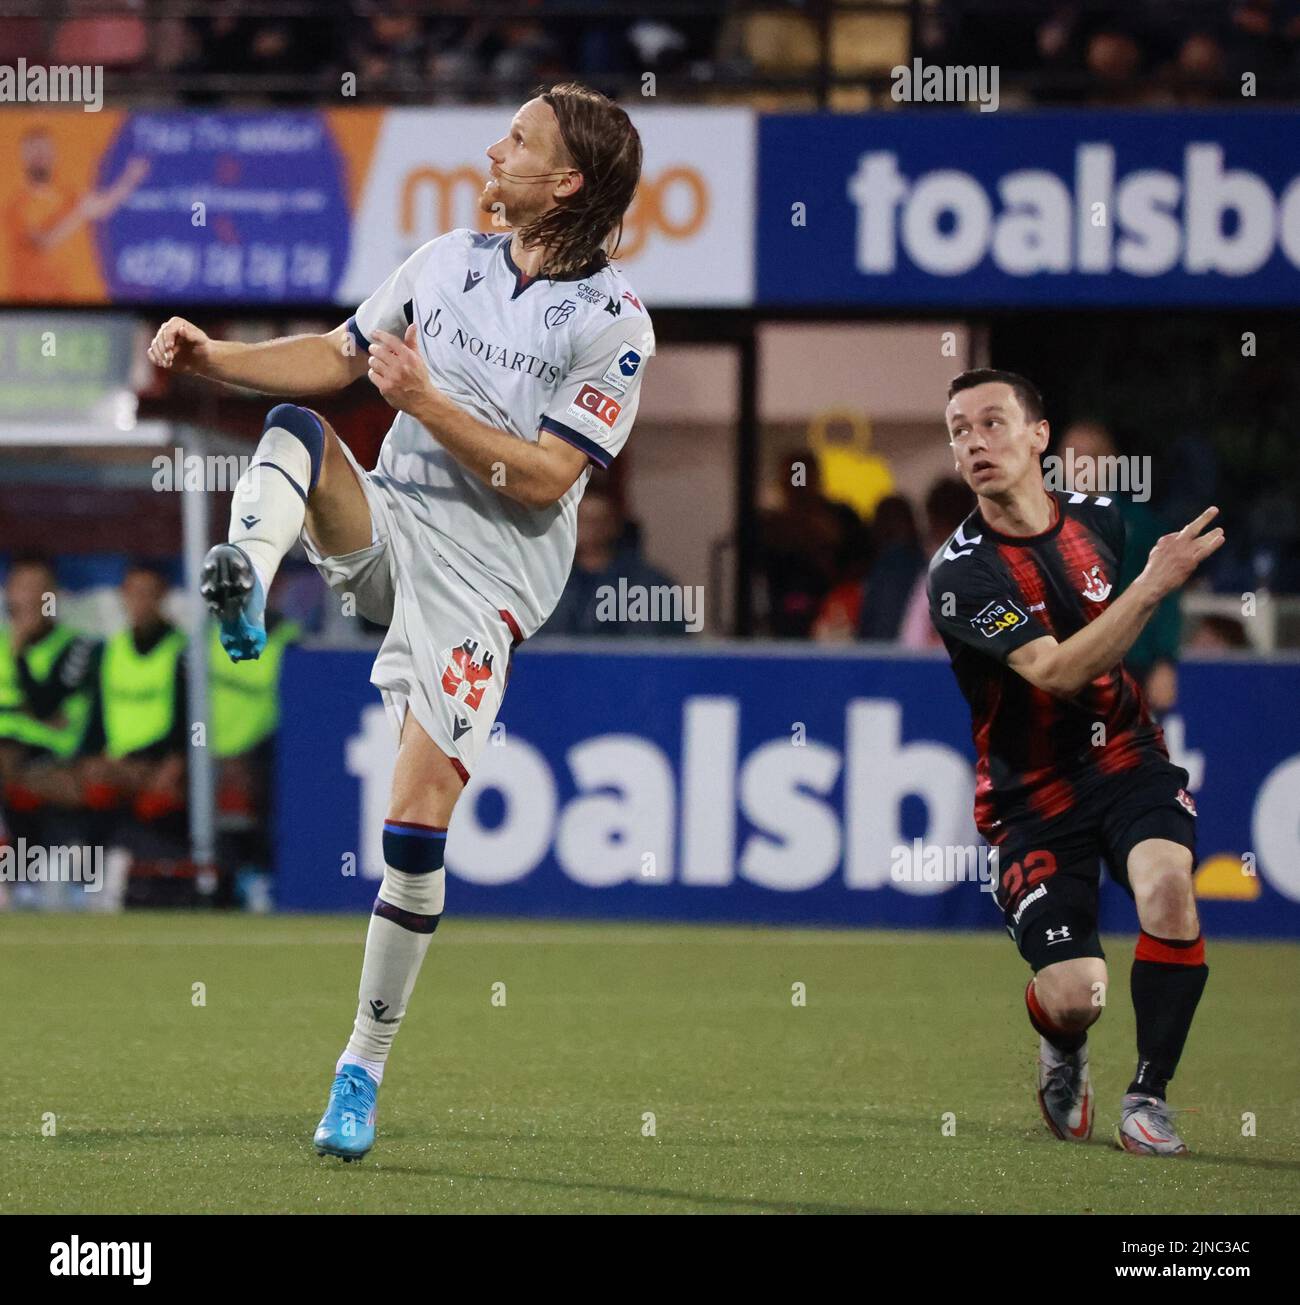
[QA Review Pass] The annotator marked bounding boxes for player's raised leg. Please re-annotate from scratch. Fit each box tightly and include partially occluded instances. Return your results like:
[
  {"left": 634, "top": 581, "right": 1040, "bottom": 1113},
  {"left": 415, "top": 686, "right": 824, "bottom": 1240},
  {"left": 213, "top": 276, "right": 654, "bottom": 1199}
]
[
  {"left": 313, "top": 714, "right": 463, "bottom": 1161},
  {"left": 1115, "top": 838, "right": 1207, "bottom": 1157},
  {"left": 202, "top": 404, "right": 371, "bottom": 661},
  {"left": 1027, "top": 954, "right": 1104, "bottom": 1142}
]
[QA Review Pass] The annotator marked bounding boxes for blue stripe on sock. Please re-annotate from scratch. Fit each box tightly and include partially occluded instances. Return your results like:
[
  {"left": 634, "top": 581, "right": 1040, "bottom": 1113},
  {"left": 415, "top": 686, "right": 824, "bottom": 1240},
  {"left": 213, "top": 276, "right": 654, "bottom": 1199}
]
[
  {"left": 372, "top": 897, "right": 441, "bottom": 934},
  {"left": 251, "top": 459, "right": 307, "bottom": 504},
  {"left": 383, "top": 821, "right": 447, "bottom": 840},
  {"left": 382, "top": 824, "right": 447, "bottom": 874}
]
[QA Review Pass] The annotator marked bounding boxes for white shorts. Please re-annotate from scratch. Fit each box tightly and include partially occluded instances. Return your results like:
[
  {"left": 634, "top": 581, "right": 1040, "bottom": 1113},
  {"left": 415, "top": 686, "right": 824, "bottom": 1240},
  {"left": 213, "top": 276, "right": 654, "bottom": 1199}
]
[{"left": 300, "top": 439, "right": 521, "bottom": 780}]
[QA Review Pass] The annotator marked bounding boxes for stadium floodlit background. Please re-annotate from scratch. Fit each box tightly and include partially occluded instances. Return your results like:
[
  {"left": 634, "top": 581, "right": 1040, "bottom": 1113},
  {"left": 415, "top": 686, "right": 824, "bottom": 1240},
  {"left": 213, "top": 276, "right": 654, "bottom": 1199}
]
[{"left": 1, "top": 1, "right": 1298, "bottom": 1217}]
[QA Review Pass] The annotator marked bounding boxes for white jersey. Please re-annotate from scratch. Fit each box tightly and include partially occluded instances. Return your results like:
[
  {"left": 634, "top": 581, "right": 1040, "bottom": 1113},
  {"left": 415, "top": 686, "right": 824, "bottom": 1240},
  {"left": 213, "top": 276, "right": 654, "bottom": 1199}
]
[{"left": 347, "top": 229, "right": 654, "bottom": 637}]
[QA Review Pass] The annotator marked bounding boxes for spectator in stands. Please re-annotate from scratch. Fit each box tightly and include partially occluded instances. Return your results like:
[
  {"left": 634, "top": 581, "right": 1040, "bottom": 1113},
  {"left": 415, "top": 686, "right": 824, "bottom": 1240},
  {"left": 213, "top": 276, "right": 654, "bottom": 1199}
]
[
  {"left": 1187, "top": 614, "right": 1251, "bottom": 651},
  {"left": 814, "top": 495, "right": 925, "bottom": 642},
  {"left": 1083, "top": 25, "right": 1147, "bottom": 103},
  {"left": 540, "top": 489, "right": 688, "bottom": 636},
  {"left": 759, "top": 447, "right": 871, "bottom": 639},
  {"left": 1058, "top": 421, "right": 1182, "bottom": 706},
  {"left": 1170, "top": 30, "right": 1228, "bottom": 102},
  {"left": 356, "top": 9, "right": 429, "bottom": 93},
  {"left": 898, "top": 477, "right": 976, "bottom": 650},
  {"left": 1227, "top": 0, "right": 1300, "bottom": 81},
  {"left": 82, "top": 561, "right": 188, "bottom": 840},
  {"left": 184, "top": 4, "right": 335, "bottom": 102}
]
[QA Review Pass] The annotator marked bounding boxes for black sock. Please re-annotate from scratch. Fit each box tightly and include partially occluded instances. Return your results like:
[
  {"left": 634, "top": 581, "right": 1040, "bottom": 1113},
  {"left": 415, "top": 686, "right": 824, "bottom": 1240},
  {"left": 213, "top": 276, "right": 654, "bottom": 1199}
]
[{"left": 1128, "top": 932, "right": 1208, "bottom": 1099}]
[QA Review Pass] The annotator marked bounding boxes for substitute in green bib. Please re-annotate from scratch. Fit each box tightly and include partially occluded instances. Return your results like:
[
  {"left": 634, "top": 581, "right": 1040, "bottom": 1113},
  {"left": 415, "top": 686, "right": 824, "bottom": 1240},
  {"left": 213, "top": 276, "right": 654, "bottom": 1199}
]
[
  {"left": 210, "top": 605, "right": 298, "bottom": 908},
  {"left": 0, "top": 557, "right": 98, "bottom": 804},
  {"left": 82, "top": 562, "right": 188, "bottom": 826},
  {"left": 210, "top": 612, "right": 299, "bottom": 761}
]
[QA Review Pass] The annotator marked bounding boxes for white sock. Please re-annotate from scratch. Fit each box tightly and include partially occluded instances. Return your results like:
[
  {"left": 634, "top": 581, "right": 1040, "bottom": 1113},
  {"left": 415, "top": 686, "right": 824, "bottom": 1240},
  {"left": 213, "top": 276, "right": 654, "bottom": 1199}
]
[
  {"left": 336, "top": 1052, "right": 385, "bottom": 1087},
  {"left": 228, "top": 424, "right": 313, "bottom": 594},
  {"left": 343, "top": 867, "right": 445, "bottom": 1069}
]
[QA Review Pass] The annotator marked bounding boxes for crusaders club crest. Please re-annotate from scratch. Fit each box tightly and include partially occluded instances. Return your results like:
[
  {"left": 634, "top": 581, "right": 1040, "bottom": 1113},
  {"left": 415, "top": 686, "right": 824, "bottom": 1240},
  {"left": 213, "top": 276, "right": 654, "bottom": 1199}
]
[
  {"left": 1080, "top": 564, "right": 1112, "bottom": 602},
  {"left": 440, "top": 638, "right": 495, "bottom": 712}
]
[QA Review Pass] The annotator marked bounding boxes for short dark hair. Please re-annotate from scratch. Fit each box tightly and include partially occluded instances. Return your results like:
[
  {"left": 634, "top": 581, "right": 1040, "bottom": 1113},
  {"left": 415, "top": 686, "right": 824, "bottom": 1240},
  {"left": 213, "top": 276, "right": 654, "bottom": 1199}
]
[
  {"left": 7, "top": 553, "right": 56, "bottom": 582},
  {"left": 947, "top": 369, "right": 1044, "bottom": 424},
  {"left": 124, "top": 558, "right": 170, "bottom": 586}
]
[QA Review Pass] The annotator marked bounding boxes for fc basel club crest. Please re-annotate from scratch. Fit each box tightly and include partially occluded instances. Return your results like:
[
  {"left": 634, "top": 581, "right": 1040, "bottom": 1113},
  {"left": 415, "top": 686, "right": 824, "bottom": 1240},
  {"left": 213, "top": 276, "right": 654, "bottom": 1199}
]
[
  {"left": 1080, "top": 564, "right": 1112, "bottom": 602},
  {"left": 441, "top": 638, "right": 495, "bottom": 712},
  {"left": 1175, "top": 788, "right": 1198, "bottom": 817},
  {"left": 544, "top": 299, "right": 577, "bottom": 329},
  {"left": 970, "top": 598, "right": 1027, "bottom": 639}
]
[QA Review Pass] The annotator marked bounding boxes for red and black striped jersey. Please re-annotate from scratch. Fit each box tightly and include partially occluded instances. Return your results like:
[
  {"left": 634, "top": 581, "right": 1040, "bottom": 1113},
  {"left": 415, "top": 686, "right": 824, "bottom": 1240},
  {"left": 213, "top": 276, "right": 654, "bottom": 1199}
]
[{"left": 927, "top": 489, "right": 1168, "bottom": 841}]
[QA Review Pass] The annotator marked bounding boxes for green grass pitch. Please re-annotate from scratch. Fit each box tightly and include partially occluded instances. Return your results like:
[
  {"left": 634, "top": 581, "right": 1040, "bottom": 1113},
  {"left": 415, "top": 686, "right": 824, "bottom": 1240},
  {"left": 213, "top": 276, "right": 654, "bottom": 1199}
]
[{"left": 3, "top": 913, "right": 1297, "bottom": 1214}]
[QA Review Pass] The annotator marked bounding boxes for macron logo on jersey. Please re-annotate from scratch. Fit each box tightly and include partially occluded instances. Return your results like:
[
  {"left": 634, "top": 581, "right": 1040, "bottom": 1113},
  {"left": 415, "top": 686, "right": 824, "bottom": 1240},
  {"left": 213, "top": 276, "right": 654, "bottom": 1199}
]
[{"left": 568, "top": 384, "right": 622, "bottom": 430}]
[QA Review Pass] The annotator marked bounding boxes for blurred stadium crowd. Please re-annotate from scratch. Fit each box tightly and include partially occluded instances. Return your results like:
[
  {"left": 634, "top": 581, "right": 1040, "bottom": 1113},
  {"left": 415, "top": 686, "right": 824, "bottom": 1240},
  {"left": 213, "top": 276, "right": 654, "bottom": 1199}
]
[{"left": 2, "top": 1, "right": 1298, "bottom": 106}]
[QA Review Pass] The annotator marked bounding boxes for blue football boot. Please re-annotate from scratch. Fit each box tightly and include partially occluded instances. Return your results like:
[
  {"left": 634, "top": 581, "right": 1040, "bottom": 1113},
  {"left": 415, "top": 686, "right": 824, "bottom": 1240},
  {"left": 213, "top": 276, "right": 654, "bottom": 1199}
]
[
  {"left": 200, "top": 543, "right": 267, "bottom": 662},
  {"left": 313, "top": 1064, "right": 378, "bottom": 1162}
]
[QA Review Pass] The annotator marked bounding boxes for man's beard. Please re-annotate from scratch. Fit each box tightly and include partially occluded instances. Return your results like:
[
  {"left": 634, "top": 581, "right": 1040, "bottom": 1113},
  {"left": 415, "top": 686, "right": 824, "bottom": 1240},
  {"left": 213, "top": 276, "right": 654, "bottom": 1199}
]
[{"left": 480, "top": 181, "right": 544, "bottom": 231}]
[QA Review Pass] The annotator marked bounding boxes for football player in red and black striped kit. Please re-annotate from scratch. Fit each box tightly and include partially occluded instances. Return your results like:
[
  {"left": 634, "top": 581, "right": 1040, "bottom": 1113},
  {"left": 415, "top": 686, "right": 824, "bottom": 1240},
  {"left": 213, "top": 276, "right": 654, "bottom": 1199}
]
[{"left": 928, "top": 369, "right": 1225, "bottom": 1156}]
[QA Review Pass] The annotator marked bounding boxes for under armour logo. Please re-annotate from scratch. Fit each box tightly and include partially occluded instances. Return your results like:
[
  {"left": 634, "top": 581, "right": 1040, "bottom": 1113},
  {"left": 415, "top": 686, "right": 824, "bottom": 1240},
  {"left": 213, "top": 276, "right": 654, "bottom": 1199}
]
[{"left": 1046, "top": 926, "right": 1072, "bottom": 944}]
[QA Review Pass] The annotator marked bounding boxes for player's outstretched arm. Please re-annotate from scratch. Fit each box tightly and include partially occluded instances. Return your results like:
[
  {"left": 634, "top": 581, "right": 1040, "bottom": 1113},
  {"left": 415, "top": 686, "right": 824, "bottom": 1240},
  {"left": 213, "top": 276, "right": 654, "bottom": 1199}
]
[
  {"left": 148, "top": 318, "right": 368, "bottom": 395},
  {"left": 1008, "top": 507, "right": 1225, "bottom": 699}
]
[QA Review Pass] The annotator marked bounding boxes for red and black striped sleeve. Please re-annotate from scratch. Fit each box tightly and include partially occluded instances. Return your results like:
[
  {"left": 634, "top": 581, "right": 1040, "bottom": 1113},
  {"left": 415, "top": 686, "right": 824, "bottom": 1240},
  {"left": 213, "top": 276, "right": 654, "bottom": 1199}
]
[{"left": 928, "top": 554, "right": 1051, "bottom": 662}]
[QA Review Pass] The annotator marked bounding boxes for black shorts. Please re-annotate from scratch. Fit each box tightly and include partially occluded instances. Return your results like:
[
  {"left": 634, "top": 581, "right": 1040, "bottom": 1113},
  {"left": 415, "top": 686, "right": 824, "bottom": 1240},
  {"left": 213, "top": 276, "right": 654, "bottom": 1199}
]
[{"left": 992, "top": 760, "right": 1197, "bottom": 972}]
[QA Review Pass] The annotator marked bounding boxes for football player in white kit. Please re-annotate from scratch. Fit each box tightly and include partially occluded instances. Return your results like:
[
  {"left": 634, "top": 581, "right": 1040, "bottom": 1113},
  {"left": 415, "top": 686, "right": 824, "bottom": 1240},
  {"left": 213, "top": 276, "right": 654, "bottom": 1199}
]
[{"left": 147, "top": 85, "right": 653, "bottom": 1160}]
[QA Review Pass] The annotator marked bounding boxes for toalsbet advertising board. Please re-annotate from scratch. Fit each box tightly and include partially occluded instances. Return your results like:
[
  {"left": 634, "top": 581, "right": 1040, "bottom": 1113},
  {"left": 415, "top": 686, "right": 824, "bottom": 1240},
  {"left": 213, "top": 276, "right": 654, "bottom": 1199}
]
[
  {"left": 277, "top": 645, "right": 1300, "bottom": 938},
  {"left": 758, "top": 110, "right": 1300, "bottom": 307}
]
